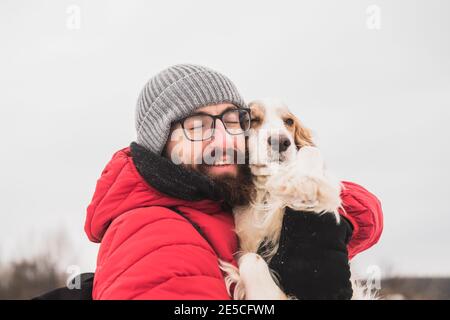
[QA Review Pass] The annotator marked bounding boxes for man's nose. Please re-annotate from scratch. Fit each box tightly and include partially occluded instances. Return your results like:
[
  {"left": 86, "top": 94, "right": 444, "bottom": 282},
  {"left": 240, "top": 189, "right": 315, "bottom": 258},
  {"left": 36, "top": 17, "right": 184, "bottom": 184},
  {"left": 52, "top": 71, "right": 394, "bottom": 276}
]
[
  {"left": 268, "top": 134, "right": 291, "bottom": 152},
  {"left": 209, "top": 119, "right": 232, "bottom": 146}
]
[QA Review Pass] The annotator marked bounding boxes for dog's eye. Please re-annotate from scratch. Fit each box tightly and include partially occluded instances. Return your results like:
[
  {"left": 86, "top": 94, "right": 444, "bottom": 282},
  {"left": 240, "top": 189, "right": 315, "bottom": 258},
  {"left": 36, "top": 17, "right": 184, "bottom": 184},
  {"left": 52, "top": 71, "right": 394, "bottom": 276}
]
[
  {"left": 251, "top": 118, "right": 260, "bottom": 123},
  {"left": 284, "top": 118, "right": 294, "bottom": 126}
]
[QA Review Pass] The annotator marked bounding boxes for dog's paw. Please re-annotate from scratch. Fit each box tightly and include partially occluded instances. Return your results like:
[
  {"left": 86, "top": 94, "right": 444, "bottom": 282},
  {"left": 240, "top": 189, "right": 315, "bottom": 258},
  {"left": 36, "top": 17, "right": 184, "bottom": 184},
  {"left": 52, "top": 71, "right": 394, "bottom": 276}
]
[
  {"left": 238, "top": 253, "right": 287, "bottom": 300},
  {"left": 267, "top": 147, "right": 342, "bottom": 218},
  {"left": 288, "top": 175, "right": 320, "bottom": 210}
]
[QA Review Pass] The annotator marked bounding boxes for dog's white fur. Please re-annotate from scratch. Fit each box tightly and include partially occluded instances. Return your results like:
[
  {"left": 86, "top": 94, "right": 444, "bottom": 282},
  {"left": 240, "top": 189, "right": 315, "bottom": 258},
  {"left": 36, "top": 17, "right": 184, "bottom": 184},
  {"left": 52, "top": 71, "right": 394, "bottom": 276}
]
[{"left": 219, "top": 99, "right": 370, "bottom": 300}]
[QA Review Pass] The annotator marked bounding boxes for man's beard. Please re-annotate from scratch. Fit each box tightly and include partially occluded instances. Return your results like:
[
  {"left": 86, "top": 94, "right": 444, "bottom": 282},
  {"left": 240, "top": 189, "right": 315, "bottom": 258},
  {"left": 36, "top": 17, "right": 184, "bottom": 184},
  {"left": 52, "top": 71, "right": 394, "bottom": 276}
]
[{"left": 197, "top": 163, "right": 254, "bottom": 208}]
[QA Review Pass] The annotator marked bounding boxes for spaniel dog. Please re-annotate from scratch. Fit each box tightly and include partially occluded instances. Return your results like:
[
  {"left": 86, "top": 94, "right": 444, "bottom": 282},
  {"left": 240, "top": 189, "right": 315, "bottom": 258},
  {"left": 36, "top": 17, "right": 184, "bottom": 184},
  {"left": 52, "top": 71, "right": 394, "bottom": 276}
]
[{"left": 219, "top": 99, "right": 350, "bottom": 300}]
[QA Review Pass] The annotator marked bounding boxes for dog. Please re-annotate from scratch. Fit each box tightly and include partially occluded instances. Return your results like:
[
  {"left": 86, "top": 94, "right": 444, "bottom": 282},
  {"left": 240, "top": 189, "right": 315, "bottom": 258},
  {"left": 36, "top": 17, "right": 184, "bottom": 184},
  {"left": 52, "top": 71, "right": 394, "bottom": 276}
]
[{"left": 219, "top": 98, "right": 350, "bottom": 300}]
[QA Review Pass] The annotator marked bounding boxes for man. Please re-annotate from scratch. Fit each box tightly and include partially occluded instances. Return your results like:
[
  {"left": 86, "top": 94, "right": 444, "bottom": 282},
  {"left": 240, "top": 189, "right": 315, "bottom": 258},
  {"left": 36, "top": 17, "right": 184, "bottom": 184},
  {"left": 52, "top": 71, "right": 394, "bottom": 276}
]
[{"left": 84, "top": 64, "right": 383, "bottom": 299}]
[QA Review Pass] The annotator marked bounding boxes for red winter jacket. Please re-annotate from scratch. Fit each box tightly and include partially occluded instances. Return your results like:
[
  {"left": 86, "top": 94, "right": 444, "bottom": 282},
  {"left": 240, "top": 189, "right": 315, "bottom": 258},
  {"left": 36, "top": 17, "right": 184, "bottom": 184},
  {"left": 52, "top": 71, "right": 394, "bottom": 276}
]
[{"left": 85, "top": 146, "right": 383, "bottom": 300}]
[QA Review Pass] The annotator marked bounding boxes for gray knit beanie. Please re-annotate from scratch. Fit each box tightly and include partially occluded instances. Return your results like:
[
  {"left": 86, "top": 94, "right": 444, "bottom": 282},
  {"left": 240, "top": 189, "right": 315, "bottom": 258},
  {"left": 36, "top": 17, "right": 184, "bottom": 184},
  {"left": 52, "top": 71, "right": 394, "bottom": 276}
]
[{"left": 135, "top": 64, "right": 247, "bottom": 154}]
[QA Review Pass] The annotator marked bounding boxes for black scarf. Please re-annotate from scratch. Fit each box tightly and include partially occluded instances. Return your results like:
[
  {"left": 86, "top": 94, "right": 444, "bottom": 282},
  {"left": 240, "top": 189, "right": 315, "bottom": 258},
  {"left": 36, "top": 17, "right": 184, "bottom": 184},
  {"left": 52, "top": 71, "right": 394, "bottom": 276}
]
[{"left": 130, "top": 142, "right": 228, "bottom": 205}]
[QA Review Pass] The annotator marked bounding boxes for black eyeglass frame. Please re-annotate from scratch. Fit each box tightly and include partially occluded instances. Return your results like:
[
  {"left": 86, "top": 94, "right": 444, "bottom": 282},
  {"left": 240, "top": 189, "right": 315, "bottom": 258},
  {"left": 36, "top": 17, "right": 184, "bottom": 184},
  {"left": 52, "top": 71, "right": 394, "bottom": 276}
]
[{"left": 175, "top": 107, "right": 252, "bottom": 141}]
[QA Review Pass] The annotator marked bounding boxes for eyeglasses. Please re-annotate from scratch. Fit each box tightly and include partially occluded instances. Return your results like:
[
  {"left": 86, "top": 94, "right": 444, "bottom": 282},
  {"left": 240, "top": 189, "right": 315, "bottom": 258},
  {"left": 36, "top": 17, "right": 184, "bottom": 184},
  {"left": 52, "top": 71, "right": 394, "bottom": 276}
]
[{"left": 176, "top": 107, "right": 251, "bottom": 141}]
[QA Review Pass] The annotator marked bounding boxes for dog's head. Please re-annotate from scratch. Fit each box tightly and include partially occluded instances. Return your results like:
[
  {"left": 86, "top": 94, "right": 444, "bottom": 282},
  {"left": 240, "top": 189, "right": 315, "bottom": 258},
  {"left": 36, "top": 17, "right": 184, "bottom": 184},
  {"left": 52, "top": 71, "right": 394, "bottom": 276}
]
[{"left": 247, "top": 99, "right": 314, "bottom": 176}]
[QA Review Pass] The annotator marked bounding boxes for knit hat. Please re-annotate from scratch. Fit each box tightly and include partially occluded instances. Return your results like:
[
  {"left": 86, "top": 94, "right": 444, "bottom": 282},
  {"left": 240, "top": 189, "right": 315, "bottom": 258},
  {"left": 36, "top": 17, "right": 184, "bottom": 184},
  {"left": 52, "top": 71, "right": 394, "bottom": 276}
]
[{"left": 135, "top": 64, "right": 247, "bottom": 154}]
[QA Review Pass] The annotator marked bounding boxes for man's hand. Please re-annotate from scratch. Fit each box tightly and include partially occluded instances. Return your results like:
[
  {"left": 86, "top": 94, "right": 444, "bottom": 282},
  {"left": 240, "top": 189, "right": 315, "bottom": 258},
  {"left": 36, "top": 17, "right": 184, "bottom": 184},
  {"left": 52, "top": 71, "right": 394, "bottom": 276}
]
[{"left": 263, "top": 208, "right": 354, "bottom": 300}]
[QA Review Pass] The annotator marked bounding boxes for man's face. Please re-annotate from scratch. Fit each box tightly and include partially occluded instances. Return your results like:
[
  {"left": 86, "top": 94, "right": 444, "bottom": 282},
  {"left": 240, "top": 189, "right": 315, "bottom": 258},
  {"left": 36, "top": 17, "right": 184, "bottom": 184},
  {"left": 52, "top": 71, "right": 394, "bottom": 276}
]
[{"left": 163, "top": 103, "right": 247, "bottom": 179}]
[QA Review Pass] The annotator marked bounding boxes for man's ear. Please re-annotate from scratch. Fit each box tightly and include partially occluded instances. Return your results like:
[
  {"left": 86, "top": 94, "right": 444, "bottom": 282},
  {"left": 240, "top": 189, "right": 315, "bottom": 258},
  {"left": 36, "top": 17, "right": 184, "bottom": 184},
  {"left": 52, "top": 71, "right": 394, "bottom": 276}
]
[{"left": 293, "top": 116, "right": 315, "bottom": 149}]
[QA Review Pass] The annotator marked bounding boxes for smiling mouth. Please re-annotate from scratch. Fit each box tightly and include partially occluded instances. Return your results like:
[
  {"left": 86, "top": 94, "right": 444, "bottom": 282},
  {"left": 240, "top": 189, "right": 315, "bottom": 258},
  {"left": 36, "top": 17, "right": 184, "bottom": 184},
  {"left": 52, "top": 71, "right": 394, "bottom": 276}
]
[
  {"left": 208, "top": 159, "right": 236, "bottom": 167},
  {"left": 207, "top": 155, "right": 235, "bottom": 166},
  {"left": 212, "top": 162, "right": 234, "bottom": 166}
]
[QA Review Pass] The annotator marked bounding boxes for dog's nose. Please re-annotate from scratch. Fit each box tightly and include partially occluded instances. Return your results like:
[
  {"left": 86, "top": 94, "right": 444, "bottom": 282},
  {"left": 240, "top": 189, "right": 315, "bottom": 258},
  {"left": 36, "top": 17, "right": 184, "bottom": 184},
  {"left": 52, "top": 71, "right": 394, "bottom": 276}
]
[{"left": 268, "top": 135, "right": 291, "bottom": 152}]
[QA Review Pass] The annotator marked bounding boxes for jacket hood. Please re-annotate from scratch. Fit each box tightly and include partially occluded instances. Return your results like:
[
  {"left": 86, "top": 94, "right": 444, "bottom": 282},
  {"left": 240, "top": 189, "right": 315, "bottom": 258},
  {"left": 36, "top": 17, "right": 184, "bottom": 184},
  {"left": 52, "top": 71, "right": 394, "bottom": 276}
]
[{"left": 85, "top": 144, "right": 226, "bottom": 243}]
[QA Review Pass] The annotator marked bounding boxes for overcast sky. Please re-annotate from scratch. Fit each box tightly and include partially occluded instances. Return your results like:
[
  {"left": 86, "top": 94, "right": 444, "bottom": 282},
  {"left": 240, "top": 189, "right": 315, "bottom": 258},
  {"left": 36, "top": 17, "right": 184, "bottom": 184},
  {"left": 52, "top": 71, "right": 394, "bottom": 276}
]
[{"left": 1, "top": 0, "right": 449, "bottom": 278}]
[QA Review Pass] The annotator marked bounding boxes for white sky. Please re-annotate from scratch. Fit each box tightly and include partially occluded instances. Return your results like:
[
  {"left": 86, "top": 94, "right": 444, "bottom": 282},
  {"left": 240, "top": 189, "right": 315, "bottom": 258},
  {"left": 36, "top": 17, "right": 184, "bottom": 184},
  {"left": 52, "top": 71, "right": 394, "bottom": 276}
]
[{"left": 1, "top": 0, "right": 449, "bottom": 278}]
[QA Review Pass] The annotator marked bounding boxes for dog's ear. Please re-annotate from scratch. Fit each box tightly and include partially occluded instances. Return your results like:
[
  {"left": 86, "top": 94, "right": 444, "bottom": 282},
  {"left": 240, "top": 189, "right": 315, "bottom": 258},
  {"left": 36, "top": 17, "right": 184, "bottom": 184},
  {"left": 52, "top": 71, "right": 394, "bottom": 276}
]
[
  {"left": 248, "top": 101, "right": 261, "bottom": 117},
  {"left": 293, "top": 116, "right": 315, "bottom": 149},
  {"left": 248, "top": 101, "right": 264, "bottom": 129}
]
